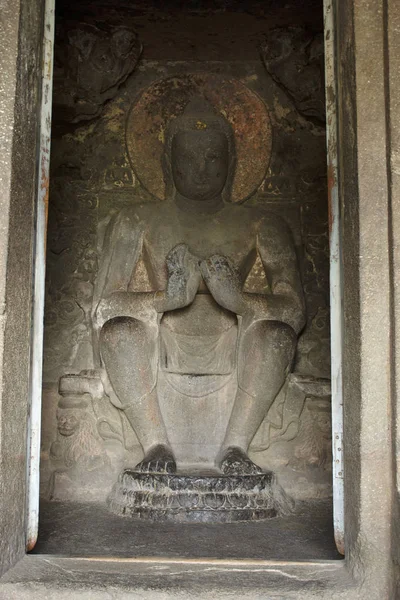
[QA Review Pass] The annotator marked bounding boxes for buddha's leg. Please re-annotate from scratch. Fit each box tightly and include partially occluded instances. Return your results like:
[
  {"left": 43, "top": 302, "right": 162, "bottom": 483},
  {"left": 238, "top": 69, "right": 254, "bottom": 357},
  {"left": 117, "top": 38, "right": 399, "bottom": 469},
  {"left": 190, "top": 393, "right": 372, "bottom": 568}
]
[
  {"left": 100, "top": 317, "right": 175, "bottom": 470},
  {"left": 220, "top": 320, "right": 296, "bottom": 472}
]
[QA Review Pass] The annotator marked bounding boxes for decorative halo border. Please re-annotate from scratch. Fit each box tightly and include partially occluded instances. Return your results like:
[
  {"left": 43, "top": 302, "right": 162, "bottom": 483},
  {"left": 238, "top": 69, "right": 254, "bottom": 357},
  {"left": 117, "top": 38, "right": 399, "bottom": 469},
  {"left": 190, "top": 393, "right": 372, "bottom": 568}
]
[{"left": 126, "top": 73, "right": 272, "bottom": 203}]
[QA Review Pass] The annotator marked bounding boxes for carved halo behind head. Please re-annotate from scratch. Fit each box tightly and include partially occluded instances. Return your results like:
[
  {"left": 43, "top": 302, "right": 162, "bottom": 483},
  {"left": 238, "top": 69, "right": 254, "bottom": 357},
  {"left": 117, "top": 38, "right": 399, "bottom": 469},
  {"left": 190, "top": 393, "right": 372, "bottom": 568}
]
[{"left": 125, "top": 73, "right": 272, "bottom": 203}]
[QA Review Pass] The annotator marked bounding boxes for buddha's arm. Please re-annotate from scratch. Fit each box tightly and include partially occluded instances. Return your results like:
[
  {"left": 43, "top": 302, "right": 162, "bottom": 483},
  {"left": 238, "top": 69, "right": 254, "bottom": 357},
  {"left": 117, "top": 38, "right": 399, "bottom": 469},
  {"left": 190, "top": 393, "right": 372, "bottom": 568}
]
[
  {"left": 199, "top": 216, "right": 305, "bottom": 334},
  {"left": 95, "top": 292, "right": 159, "bottom": 327},
  {"left": 95, "top": 284, "right": 198, "bottom": 326},
  {"left": 251, "top": 215, "right": 306, "bottom": 334},
  {"left": 93, "top": 226, "right": 200, "bottom": 328},
  {"left": 92, "top": 211, "right": 159, "bottom": 328}
]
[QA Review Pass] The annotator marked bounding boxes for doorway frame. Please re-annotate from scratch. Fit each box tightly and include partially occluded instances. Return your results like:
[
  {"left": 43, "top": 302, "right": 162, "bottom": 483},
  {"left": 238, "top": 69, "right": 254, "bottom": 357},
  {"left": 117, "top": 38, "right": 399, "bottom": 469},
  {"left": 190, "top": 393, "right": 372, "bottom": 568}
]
[
  {"left": 26, "top": 0, "right": 346, "bottom": 555},
  {"left": 0, "top": 0, "right": 397, "bottom": 596}
]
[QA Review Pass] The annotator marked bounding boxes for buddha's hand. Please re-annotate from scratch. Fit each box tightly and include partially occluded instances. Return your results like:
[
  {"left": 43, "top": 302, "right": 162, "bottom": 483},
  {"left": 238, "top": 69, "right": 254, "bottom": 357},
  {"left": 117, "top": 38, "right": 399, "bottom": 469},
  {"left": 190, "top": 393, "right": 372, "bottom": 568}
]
[
  {"left": 155, "top": 243, "right": 201, "bottom": 312},
  {"left": 200, "top": 254, "right": 248, "bottom": 315}
]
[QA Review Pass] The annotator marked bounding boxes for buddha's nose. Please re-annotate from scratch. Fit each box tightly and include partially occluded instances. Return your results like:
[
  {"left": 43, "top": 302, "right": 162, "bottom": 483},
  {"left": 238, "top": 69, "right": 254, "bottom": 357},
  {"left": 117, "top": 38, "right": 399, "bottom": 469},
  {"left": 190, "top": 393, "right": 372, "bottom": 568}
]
[{"left": 196, "top": 156, "right": 207, "bottom": 174}]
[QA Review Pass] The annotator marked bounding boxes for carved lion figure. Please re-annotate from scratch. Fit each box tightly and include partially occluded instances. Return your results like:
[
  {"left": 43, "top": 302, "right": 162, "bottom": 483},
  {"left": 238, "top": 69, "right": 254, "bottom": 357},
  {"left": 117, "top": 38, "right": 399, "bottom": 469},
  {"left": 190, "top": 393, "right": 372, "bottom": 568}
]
[{"left": 50, "top": 408, "right": 109, "bottom": 471}]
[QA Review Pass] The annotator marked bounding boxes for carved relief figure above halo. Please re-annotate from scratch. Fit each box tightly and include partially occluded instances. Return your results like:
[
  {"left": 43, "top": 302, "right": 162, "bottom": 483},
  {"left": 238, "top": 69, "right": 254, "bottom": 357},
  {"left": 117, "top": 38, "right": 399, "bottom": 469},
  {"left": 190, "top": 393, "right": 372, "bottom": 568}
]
[{"left": 91, "top": 82, "right": 306, "bottom": 500}]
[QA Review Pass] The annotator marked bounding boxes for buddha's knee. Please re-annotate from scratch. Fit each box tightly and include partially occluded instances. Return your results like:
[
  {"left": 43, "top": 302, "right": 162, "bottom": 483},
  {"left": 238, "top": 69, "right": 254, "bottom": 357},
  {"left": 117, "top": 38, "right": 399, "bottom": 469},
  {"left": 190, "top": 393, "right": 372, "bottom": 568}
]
[
  {"left": 241, "top": 319, "right": 296, "bottom": 349},
  {"left": 101, "top": 316, "right": 151, "bottom": 344},
  {"left": 100, "top": 317, "right": 157, "bottom": 364},
  {"left": 249, "top": 320, "right": 296, "bottom": 352},
  {"left": 100, "top": 317, "right": 158, "bottom": 403},
  {"left": 238, "top": 320, "right": 296, "bottom": 395}
]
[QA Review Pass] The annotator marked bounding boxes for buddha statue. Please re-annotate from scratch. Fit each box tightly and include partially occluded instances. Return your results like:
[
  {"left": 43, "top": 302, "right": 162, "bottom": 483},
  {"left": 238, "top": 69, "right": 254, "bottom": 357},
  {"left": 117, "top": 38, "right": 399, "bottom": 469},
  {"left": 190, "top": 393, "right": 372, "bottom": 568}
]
[{"left": 92, "top": 96, "right": 306, "bottom": 480}]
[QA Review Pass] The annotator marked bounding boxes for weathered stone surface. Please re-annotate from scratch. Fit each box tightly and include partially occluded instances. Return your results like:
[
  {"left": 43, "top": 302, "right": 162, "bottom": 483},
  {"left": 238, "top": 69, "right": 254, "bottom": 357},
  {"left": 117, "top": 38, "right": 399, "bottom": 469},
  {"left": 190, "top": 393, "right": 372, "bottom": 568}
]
[
  {"left": 0, "top": 554, "right": 353, "bottom": 600},
  {"left": 334, "top": 0, "right": 400, "bottom": 594},
  {"left": 126, "top": 74, "right": 272, "bottom": 203},
  {"left": 108, "top": 469, "right": 293, "bottom": 522},
  {"left": 43, "top": 60, "right": 329, "bottom": 387},
  {"left": 260, "top": 26, "right": 325, "bottom": 124},
  {"left": 251, "top": 374, "right": 332, "bottom": 500},
  {"left": 42, "top": 58, "right": 331, "bottom": 507},
  {"left": 40, "top": 0, "right": 331, "bottom": 518},
  {"left": 53, "top": 22, "right": 142, "bottom": 124},
  {"left": 81, "top": 92, "right": 305, "bottom": 518},
  {"left": 0, "top": 0, "right": 42, "bottom": 576},
  {"left": 1, "top": 0, "right": 400, "bottom": 598},
  {"left": 45, "top": 371, "right": 138, "bottom": 502}
]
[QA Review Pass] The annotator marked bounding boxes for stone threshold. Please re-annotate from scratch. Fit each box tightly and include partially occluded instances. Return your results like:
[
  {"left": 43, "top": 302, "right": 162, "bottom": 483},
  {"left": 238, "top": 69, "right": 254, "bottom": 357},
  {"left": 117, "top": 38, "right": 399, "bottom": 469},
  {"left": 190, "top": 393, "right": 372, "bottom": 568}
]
[{"left": 1, "top": 555, "right": 356, "bottom": 600}]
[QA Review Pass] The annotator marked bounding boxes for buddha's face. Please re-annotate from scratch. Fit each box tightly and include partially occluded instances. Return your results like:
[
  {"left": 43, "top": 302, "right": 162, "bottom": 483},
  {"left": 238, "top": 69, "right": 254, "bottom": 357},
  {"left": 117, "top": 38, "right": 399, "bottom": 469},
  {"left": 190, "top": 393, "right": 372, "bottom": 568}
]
[{"left": 171, "top": 129, "right": 229, "bottom": 201}]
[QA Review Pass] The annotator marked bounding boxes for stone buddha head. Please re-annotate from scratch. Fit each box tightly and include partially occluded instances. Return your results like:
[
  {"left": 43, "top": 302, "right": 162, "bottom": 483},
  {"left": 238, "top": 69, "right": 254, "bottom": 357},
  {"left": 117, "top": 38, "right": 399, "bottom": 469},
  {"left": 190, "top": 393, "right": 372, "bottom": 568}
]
[{"left": 163, "top": 96, "right": 236, "bottom": 204}]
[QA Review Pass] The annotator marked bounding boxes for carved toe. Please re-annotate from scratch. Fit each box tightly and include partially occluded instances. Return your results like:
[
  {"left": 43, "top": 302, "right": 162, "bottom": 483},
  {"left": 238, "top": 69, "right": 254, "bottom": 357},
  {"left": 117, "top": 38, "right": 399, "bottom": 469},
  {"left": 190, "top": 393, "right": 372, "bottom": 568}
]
[
  {"left": 219, "top": 447, "right": 264, "bottom": 476},
  {"left": 135, "top": 445, "right": 176, "bottom": 474}
]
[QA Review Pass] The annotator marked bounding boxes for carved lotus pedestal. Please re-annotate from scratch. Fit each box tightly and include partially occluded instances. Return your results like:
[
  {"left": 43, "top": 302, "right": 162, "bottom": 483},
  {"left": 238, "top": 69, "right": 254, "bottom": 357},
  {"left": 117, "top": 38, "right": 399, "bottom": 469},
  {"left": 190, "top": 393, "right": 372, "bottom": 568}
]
[{"left": 107, "top": 469, "right": 293, "bottom": 523}]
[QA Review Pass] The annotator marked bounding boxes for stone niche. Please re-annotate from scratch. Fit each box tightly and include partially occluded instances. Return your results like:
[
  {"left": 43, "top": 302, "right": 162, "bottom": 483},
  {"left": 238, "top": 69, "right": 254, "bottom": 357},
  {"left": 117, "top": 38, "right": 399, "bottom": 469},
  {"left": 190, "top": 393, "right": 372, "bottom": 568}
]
[{"left": 40, "top": 0, "right": 330, "bottom": 527}]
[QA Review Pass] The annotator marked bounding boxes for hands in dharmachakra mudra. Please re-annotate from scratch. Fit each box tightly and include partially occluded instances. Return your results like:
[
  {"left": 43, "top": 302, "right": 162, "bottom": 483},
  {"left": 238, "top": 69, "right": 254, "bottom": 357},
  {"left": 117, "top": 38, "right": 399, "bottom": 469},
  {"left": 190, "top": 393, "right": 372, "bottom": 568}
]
[{"left": 93, "top": 97, "right": 306, "bottom": 477}]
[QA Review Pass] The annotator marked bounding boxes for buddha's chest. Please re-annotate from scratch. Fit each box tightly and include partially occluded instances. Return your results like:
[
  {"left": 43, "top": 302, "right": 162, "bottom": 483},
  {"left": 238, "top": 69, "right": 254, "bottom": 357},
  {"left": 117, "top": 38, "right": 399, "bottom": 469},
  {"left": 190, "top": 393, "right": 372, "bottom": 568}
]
[{"left": 144, "top": 210, "right": 256, "bottom": 267}]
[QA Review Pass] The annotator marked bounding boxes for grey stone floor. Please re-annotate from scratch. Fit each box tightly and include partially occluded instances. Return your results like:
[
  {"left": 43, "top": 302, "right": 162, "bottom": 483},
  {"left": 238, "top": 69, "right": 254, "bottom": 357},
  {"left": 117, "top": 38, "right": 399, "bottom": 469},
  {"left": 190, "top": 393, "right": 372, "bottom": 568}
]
[{"left": 32, "top": 499, "right": 342, "bottom": 560}]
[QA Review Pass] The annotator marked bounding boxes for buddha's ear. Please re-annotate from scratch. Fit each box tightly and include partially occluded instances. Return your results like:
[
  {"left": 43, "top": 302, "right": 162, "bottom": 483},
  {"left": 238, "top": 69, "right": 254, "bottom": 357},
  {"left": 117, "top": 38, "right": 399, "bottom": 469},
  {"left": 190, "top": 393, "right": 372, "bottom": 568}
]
[
  {"left": 222, "top": 149, "right": 237, "bottom": 203},
  {"left": 161, "top": 145, "right": 173, "bottom": 198}
]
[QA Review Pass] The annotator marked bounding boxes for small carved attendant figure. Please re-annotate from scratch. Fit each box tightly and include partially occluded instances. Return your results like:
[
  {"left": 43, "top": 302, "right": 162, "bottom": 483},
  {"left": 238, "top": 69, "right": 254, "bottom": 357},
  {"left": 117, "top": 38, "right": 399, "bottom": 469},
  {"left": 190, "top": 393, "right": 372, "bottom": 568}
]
[
  {"left": 54, "top": 24, "right": 142, "bottom": 123},
  {"left": 48, "top": 394, "right": 113, "bottom": 502},
  {"left": 93, "top": 96, "right": 306, "bottom": 477},
  {"left": 50, "top": 398, "right": 108, "bottom": 472}
]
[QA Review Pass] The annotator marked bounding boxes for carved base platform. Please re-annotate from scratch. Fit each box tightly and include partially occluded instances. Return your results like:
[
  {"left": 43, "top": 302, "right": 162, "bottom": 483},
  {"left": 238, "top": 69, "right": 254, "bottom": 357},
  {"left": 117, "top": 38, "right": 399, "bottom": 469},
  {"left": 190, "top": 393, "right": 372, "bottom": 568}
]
[{"left": 107, "top": 469, "right": 293, "bottom": 523}]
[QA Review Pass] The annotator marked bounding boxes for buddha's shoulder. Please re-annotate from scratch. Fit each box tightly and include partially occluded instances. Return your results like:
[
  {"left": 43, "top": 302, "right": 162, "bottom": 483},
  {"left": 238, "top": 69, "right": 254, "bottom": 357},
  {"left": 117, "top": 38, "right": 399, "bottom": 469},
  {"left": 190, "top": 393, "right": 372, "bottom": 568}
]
[
  {"left": 227, "top": 204, "right": 289, "bottom": 231},
  {"left": 111, "top": 201, "right": 167, "bottom": 227}
]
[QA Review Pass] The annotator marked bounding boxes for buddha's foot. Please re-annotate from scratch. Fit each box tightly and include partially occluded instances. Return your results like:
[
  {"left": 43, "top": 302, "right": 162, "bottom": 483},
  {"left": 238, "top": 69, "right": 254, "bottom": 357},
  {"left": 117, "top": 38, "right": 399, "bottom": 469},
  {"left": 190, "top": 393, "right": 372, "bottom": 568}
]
[
  {"left": 135, "top": 445, "right": 176, "bottom": 474},
  {"left": 219, "top": 447, "right": 264, "bottom": 476}
]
